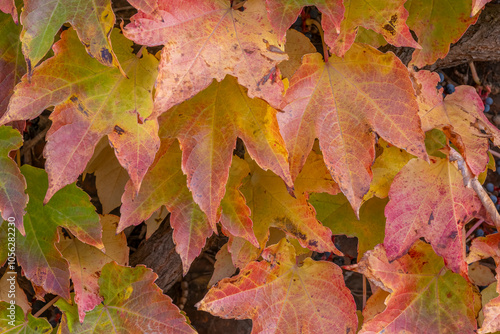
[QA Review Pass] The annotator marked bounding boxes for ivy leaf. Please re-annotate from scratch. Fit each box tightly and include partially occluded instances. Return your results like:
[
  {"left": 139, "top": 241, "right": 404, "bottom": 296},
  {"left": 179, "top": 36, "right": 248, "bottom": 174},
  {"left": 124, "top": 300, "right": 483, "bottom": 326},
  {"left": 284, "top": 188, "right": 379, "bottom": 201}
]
[
  {"left": 406, "top": 0, "right": 478, "bottom": 68},
  {"left": 0, "top": 127, "right": 27, "bottom": 234},
  {"left": 0, "top": 28, "right": 160, "bottom": 204},
  {"left": 385, "top": 157, "right": 483, "bottom": 277},
  {"left": 0, "top": 272, "right": 31, "bottom": 315},
  {"left": 159, "top": 75, "right": 291, "bottom": 227},
  {"left": 277, "top": 29, "right": 316, "bottom": 80},
  {"left": 347, "top": 241, "right": 481, "bottom": 333},
  {"left": 278, "top": 44, "right": 427, "bottom": 215},
  {"left": 414, "top": 70, "right": 500, "bottom": 176},
  {"left": 20, "top": 0, "right": 121, "bottom": 75},
  {"left": 0, "top": 0, "right": 16, "bottom": 23},
  {"left": 468, "top": 233, "right": 500, "bottom": 333},
  {"left": 310, "top": 194, "right": 387, "bottom": 261},
  {"left": 11, "top": 165, "right": 102, "bottom": 300},
  {"left": 472, "top": 0, "right": 493, "bottom": 15},
  {"left": 56, "top": 215, "right": 129, "bottom": 323},
  {"left": 124, "top": 0, "right": 287, "bottom": 115},
  {"left": 118, "top": 141, "right": 213, "bottom": 274},
  {"left": 264, "top": 0, "right": 344, "bottom": 46},
  {"left": 331, "top": 0, "right": 420, "bottom": 56},
  {"left": 0, "top": 303, "right": 52, "bottom": 333},
  {"left": 56, "top": 262, "right": 196, "bottom": 334},
  {"left": 208, "top": 243, "right": 237, "bottom": 287},
  {"left": 197, "top": 238, "right": 358, "bottom": 334}
]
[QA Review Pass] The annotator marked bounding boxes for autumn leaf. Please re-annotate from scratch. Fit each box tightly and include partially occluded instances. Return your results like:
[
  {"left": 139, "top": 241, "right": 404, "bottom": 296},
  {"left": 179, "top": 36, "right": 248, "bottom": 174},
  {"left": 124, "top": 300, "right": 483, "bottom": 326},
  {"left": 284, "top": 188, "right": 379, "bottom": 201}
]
[
  {"left": 0, "top": 28, "right": 160, "bottom": 204},
  {"left": 468, "top": 233, "right": 500, "bottom": 333},
  {"left": 56, "top": 262, "right": 196, "bottom": 334},
  {"left": 0, "top": 273, "right": 31, "bottom": 315},
  {"left": 56, "top": 215, "right": 129, "bottom": 323},
  {"left": 278, "top": 43, "right": 427, "bottom": 214},
  {"left": 405, "top": 0, "right": 478, "bottom": 68},
  {"left": 158, "top": 75, "right": 291, "bottom": 226},
  {"left": 0, "top": 303, "right": 52, "bottom": 333},
  {"left": 0, "top": 0, "right": 16, "bottom": 23},
  {"left": 197, "top": 238, "right": 357, "bottom": 334},
  {"left": 472, "top": 0, "right": 493, "bottom": 15},
  {"left": 277, "top": 29, "right": 316, "bottom": 79},
  {"left": 347, "top": 241, "right": 481, "bottom": 333},
  {"left": 331, "top": 0, "right": 419, "bottom": 56},
  {"left": 0, "top": 127, "right": 27, "bottom": 234},
  {"left": 385, "top": 156, "right": 483, "bottom": 276},
  {"left": 310, "top": 194, "right": 387, "bottom": 261},
  {"left": 208, "top": 243, "right": 237, "bottom": 287},
  {"left": 4, "top": 165, "right": 102, "bottom": 300},
  {"left": 20, "top": 0, "right": 121, "bottom": 75},
  {"left": 124, "top": 0, "right": 287, "bottom": 115},
  {"left": 354, "top": 27, "right": 387, "bottom": 49},
  {"left": 414, "top": 70, "right": 500, "bottom": 176}
]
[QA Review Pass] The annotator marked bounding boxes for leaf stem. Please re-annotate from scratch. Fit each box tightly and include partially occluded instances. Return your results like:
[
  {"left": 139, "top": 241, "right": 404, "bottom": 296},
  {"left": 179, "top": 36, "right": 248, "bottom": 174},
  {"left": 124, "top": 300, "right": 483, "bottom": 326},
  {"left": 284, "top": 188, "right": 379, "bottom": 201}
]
[
  {"left": 33, "top": 296, "right": 60, "bottom": 318},
  {"left": 465, "top": 219, "right": 484, "bottom": 238}
]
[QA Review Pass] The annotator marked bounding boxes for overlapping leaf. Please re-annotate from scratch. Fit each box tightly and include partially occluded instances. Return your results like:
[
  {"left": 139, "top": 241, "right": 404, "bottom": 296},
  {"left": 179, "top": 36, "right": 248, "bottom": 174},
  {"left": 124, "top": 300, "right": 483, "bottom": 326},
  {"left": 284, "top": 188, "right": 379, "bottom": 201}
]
[
  {"left": 0, "top": 127, "right": 26, "bottom": 234},
  {"left": 20, "top": 0, "right": 121, "bottom": 74},
  {"left": 278, "top": 43, "right": 427, "bottom": 214},
  {"left": 468, "top": 233, "right": 500, "bottom": 333},
  {"left": 405, "top": 0, "right": 479, "bottom": 67},
  {"left": 0, "top": 28, "right": 160, "bottom": 204},
  {"left": 472, "top": 0, "right": 493, "bottom": 15},
  {"left": 385, "top": 156, "right": 483, "bottom": 276},
  {"left": 56, "top": 215, "right": 129, "bottom": 322},
  {"left": 158, "top": 76, "right": 291, "bottom": 226},
  {"left": 197, "top": 238, "right": 357, "bottom": 334},
  {"left": 0, "top": 303, "right": 51, "bottom": 333},
  {"left": 119, "top": 141, "right": 212, "bottom": 274},
  {"left": 56, "top": 262, "right": 196, "bottom": 334},
  {"left": 277, "top": 29, "right": 316, "bottom": 80},
  {"left": 7, "top": 165, "right": 102, "bottom": 300},
  {"left": 414, "top": 70, "right": 500, "bottom": 176},
  {"left": 124, "top": 0, "right": 287, "bottom": 115},
  {"left": 347, "top": 241, "right": 481, "bottom": 333},
  {"left": 0, "top": 0, "right": 16, "bottom": 23}
]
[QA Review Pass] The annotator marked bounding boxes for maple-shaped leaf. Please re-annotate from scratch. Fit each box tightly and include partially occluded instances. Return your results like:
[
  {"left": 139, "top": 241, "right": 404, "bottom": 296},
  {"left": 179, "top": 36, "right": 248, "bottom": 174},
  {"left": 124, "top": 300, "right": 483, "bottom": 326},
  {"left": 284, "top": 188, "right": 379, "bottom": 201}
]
[
  {"left": 310, "top": 194, "right": 387, "bottom": 261},
  {"left": 472, "top": 0, "right": 493, "bottom": 15},
  {"left": 385, "top": 156, "right": 483, "bottom": 276},
  {"left": 124, "top": 0, "right": 287, "bottom": 115},
  {"left": 264, "top": 0, "right": 344, "bottom": 45},
  {"left": 0, "top": 10, "right": 25, "bottom": 118},
  {"left": 118, "top": 141, "right": 213, "bottom": 273},
  {"left": 277, "top": 29, "right": 316, "bottom": 80},
  {"left": 8, "top": 165, "right": 102, "bottom": 299},
  {"left": 56, "top": 215, "right": 129, "bottom": 322},
  {"left": 197, "top": 238, "right": 357, "bottom": 333},
  {"left": 0, "top": 0, "right": 16, "bottom": 23},
  {"left": 56, "top": 262, "right": 196, "bottom": 334},
  {"left": 159, "top": 75, "right": 291, "bottom": 226},
  {"left": 0, "top": 28, "right": 160, "bottom": 204},
  {"left": 0, "top": 126, "right": 27, "bottom": 234},
  {"left": 278, "top": 43, "right": 427, "bottom": 214},
  {"left": 331, "top": 0, "right": 419, "bottom": 56},
  {"left": 347, "top": 241, "right": 481, "bottom": 333},
  {"left": 20, "top": 0, "right": 121, "bottom": 75},
  {"left": 0, "top": 303, "right": 51, "bottom": 333},
  {"left": 468, "top": 233, "right": 500, "bottom": 333},
  {"left": 405, "top": 0, "right": 478, "bottom": 68},
  {"left": 414, "top": 70, "right": 500, "bottom": 176}
]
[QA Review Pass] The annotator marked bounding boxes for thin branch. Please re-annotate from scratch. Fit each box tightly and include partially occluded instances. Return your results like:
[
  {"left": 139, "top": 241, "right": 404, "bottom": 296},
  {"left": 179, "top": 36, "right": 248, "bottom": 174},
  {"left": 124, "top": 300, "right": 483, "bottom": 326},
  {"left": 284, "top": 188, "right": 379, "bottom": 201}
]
[
  {"left": 489, "top": 149, "right": 500, "bottom": 160},
  {"left": 362, "top": 275, "right": 367, "bottom": 310},
  {"left": 33, "top": 296, "right": 60, "bottom": 318},
  {"left": 466, "top": 219, "right": 484, "bottom": 238},
  {"left": 468, "top": 60, "right": 481, "bottom": 86}
]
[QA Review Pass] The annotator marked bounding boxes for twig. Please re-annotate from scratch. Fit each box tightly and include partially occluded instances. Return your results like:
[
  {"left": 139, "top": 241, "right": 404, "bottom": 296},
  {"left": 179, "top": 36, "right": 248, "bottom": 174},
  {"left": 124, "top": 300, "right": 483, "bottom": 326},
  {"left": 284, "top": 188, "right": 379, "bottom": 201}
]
[
  {"left": 33, "top": 295, "right": 60, "bottom": 317},
  {"left": 489, "top": 149, "right": 500, "bottom": 160},
  {"left": 362, "top": 275, "right": 367, "bottom": 310},
  {"left": 468, "top": 60, "right": 481, "bottom": 86},
  {"left": 22, "top": 126, "right": 48, "bottom": 153},
  {"left": 449, "top": 148, "right": 500, "bottom": 230},
  {"left": 466, "top": 219, "right": 484, "bottom": 238}
]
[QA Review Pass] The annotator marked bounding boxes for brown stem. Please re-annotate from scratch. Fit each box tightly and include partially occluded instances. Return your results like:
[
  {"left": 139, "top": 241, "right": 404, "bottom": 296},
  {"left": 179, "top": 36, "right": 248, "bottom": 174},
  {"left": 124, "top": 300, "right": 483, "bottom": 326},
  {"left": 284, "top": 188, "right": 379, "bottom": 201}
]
[{"left": 33, "top": 296, "right": 60, "bottom": 318}]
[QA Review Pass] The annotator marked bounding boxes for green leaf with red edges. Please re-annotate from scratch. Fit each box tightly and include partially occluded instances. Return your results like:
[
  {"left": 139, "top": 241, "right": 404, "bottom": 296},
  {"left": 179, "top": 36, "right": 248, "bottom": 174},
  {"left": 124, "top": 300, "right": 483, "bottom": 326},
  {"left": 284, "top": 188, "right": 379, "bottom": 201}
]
[
  {"left": 413, "top": 70, "right": 500, "bottom": 176},
  {"left": 405, "top": 0, "right": 479, "bottom": 68},
  {"left": 225, "top": 151, "right": 341, "bottom": 269},
  {"left": 56, "top": 215, "right": 129, "bottom": 323},
  {"left": 472, "top": 0, "right": 493, "bottom": 15},
  {"left": 264, "top": 0, "right": 344, "bottom": 44},
  {"left": 0, "top": 10, "right": 25, "bottom": 118},
  {"left": 385, "top": 156, "right": 483, "bottom": 277},
  {"left": 10, "top": 165, "right": 102, "bottom": 300},
  {"left": 123, "top": 0, "right": 287, "bottom": 115},
  {"left": 0, "top": 127, "right": 27, "bottom": 234},
  {"left": 20, "top": 0, "right": 122, "bottom": 75},
  {"left": 310, "top": 194, "right": 387, "bottom": 261},
  {"left": 197, "top": 238, "right": 357, "bottom": 334},
  {"left": 347, "top": 241, "right": 481, "bottom": 333},
  {"left": 158, "top": 75, "right": 291, "bottom": 227},
  {"left": 118, "top": 141, "right": 213, "bottom": 274},
  {"left": 56, "top": 262, "right": 196, "bottom": 334},
  {"left": 0, "top": 0, "right": 16, "bottom": 23},
  {"left": 468, "top": 233, "right": 500, "bottom": 333},
  {"left": 0, "top": 303, "right": 51, "bottom": 333},
  {"left": 278, "top": 44, "right": 427, "bottom": 215},
  {"left": 0, "top": 28, "right": 160, "bottom": 204},
  {"left": 331, "top": 0, "right": 419, "bottom": 56}
]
